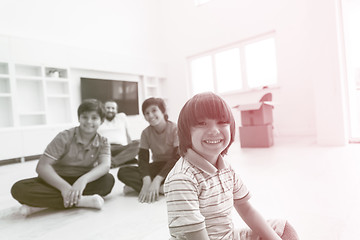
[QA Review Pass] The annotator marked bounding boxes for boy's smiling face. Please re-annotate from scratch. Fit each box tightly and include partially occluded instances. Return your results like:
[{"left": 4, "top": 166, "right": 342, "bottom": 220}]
[
  {"left": 143, "top": 104, "right": 165, "bottom": 127},
  {"left": 79, "top": 111, "right": 102, "bottom": 135},
  {"left": 190, "top": 118, "right": 231, "bottom": 164}
]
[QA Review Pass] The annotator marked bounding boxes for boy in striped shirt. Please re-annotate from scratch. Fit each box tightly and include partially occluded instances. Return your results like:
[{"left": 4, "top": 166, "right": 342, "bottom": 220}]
[{"left": 164, "top": 92, "right": 298, "bottom": 240}]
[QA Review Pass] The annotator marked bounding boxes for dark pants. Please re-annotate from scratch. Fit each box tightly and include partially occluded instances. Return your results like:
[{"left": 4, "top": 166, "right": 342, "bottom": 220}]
[
  {"left": 110, "top": 140, "right": 139, "bottom": 168},
  {"left": 11, "top": 173, "right": 115, "bottom": 209},
  {"left": 117, "top": 161, "right": 166, "bottom": 192}
]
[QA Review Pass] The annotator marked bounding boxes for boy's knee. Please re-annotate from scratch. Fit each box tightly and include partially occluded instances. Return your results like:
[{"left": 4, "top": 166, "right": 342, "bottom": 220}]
[
  {"left": 281, "top": 221, "right": 299, "bottom": 240},
  {"left": 101, "top": 174, "right": 115, "bottom": 196},
  {"left": 11, "top": 181, "right": 24, "bottom": 201},
  {"left": 117, "top": 167, "right": 128, "bottom": 181}
]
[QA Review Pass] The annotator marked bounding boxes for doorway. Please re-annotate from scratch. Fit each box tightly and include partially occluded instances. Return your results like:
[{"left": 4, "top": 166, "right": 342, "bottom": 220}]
[{"left": 341, "top": 0, "right": 360, "bottom": 141}]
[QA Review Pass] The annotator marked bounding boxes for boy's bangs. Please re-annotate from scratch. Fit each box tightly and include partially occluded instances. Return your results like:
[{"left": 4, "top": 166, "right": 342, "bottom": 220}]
[{"left": 192, "top": 94, "right": 231, "bottom": 123}]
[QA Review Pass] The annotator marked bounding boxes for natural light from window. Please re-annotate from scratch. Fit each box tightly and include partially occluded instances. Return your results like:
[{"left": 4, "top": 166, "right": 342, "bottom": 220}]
[
  {"left": 245, "top": 38, "right": 277, "bottom": 88},
  {"left": 189, "top": 34, "right": 278, "bottom": 95},
  {"left": 215, "top": 48, "right": 242, "bottom": 93},
  {"left": 190, "top": 56, "right": 214, "bottom": 94}
]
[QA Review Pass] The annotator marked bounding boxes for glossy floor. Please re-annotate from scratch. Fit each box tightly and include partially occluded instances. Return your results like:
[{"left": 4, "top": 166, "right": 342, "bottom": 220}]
[{"left": 0, "top": 137, "right": 359, "bottom": 240}]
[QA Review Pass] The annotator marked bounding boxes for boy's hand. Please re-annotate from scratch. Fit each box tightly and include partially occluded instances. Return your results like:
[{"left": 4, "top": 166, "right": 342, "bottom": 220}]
[
  {"left": 147, "top": 178, "right": 162, "bottom": 203},
  {"left": 139, "top": 176, "right": 151, "bottom": 203},
  {"left": 70, "top": 177, "right": 87, "bottom": 206},
  {"left": 61, "top": 187, "right": 73, "bottom": 208}
]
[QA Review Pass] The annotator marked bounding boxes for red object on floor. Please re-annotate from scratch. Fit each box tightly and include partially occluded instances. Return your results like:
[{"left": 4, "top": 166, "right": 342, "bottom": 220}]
[
  {"left": 239, "top": 102, "right": 273, "bottom": 126},
  {"left": 234, "top": 93, "right": 274, "bottom": 148},
  {"left": 239, "top": 125, "right": 274, "bottom": 148}
]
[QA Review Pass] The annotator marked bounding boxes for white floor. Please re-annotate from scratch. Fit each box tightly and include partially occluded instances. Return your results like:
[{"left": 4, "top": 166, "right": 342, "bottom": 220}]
[{"left": 1, "top": 136, "right": 360, "bottom": 240}]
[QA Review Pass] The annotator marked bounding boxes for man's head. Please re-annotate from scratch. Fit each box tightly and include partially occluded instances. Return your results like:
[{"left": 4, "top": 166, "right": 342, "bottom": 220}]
[{"left": 104, "top": 101, "right": 118, "bottom": 121}]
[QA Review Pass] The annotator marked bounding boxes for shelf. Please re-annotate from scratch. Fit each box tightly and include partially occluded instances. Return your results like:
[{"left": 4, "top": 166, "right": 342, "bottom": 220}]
[
  {"left": 0, "top": 74, "right": 9, "bottom": 78},
  {"left": 45, "top": 67, "right": 68, "bottom": 78},
  {"left": 16, "top": 79, "right": 45, "bottom": 113},
  {"left": 0, "top": 97, "right": 13, "bottom": 127},
  {"left": 46, "top": 81, "right": 69, "bottom": 95},
  {"left": 145, "top": 77, "right": 157, "bottom": 85},
  {"left": 15, "top": 64, "right": 42, "bottom": 77},
  {"left": 15, "top": 76, "right": 43, "bottom": 81},
  {"left": 19, "top": 114, "right": 46, "bottom": 126},
  {"left": 0, "top": 77, "right": 10, "bottom": 93},
  {"left": 142, "top": 76, "right": 167, "bottom": 99},
  {"left": 47, "top": 94, "right": 69, "bottom": 98},
  {"left": 158, "top": 78, "right": 166, "bottom": 98},
  {"left": 19, "top": 111, "right": 46, "bottom": 116},
  {"left": 146, "top": 88, "right": 158, "bottom": 97},
  {"left": 0, "top": 62, "right": 9, "bottom": 75},
  {"left": 45, "top": 77, "right": 68, "bottom": 82},
  {"left": 0, "top": 61, "right": 72, "bottom": 160},
  {"left": 47, "top": 98, "right": 71, "bottom": 124}
]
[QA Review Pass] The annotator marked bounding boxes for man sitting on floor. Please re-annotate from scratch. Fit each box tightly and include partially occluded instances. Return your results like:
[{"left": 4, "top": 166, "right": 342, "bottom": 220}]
[{"left": 97, "top": 100, "right": 139, "bottom": 168}]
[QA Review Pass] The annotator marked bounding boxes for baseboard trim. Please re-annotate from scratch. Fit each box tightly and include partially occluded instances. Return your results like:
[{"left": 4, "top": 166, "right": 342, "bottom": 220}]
[{"left": 0, "top": 155, "right": 41, "bottom": 166}]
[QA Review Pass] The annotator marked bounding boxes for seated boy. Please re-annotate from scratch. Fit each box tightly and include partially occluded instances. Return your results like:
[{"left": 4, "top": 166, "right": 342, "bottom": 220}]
[
  {"left": 164, "top": 92, "right": 299, "bottom": 240},
  {"left": 11, "top": 99, "right": 115, "bottom": 216}
]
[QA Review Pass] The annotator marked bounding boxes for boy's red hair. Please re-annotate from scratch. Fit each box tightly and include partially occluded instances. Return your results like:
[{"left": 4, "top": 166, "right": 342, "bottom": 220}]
[{"left": 177, "top": 92, "right": 236, "bottom": 157}]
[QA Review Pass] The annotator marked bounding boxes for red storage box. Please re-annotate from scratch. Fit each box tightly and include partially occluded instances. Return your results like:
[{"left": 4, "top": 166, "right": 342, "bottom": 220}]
[
  {"left": 239, "top": 124, "right": 274, "bottom": 148},
  {"left": 235, "top": 102, "right": 273, "bottom": 126}
]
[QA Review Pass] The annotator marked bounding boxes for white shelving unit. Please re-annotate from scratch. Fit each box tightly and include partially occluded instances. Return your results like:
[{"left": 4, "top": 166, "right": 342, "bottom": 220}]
[
  {"left": 142, "top": 76, "right": 167, "bottom": 100},
  {"left": 44, "top": 67, "right": 71, "bottom": 125},
  {"left": 0, "top": 62, "right": 13, "bottom": 128},
  {"left": 0, "top": 62, "right": 73, "bottom": 160},
  {"left": 0, "top": 62, "right": 72, "bottom": 128}
]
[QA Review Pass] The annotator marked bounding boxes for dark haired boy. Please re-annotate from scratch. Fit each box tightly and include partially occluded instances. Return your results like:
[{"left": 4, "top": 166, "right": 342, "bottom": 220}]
[{"left": 11, "top": 99, "right": 115, "bottom": 215}]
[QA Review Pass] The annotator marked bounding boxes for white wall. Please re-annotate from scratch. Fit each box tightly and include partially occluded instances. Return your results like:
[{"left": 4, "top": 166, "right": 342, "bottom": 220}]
[
  {"left": 342, "top": 0, "right": 360, "bottom": 139},
  {"left": 0, "top": 0, "right": 166, "bottom": 160},
  {"left": 0, "top": 0, "right": 351, "bottom": 155},
  {"left": 0, "top": 0, "right": 166, "bottom": 62},
  {"left": 160, "top": 0, "right": 348, "bottom": 145}
]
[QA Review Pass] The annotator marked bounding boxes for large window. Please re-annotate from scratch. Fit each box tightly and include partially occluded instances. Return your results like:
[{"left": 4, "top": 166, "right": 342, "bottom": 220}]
[
  {"left": 190, "top": 56, "right": 214, "bottom": 94},
  {"left": 215, "top": 48, "right": 243, "bottom": 92},
  {"left": 189, "top": 35, "right": 278, "bottom": 95}
]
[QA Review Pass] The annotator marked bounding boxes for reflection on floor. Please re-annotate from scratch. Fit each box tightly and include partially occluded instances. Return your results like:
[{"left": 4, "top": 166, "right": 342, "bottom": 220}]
[{"left": 1, "top": 136, "right": 359, "bottom": 240}]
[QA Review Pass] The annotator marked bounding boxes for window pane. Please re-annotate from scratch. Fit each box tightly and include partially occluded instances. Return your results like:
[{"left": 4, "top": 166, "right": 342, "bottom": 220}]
[
  {"left": 190, "top": 56, "right": 214, "bottom": 94},
  {"left": 244, "top": 38, "right": 277, "bottom": 88},
  {"left": 215, "top": 48, "right": 242, "bottom": 93}
]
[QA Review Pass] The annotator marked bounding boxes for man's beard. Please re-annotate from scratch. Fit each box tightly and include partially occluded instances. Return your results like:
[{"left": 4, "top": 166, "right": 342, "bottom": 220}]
[{"left": 105, "top": 112, "right": 116, "bottom": 121}]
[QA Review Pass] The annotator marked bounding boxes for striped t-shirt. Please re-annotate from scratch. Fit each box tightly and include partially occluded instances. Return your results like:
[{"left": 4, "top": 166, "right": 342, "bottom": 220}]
[{"left": 164, "top": 149, "right": 251, "bottom": 239}]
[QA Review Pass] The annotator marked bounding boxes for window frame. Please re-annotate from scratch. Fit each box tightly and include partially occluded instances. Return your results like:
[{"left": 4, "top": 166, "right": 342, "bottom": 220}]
[{"left": 187, "top": 31, "right": 279, "bottom": 96}]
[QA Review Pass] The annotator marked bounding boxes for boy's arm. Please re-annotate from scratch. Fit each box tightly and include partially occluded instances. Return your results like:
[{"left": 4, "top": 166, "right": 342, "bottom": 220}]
[
  {"left": 234, "top": 201, "right": 281, "bottom": 240},
  {"left": 69, "top": 152, "right": 111, "bottom": 206},
  {"left": 36, "top": 156, "right": 72, "bottom": 192},
  {"left": 165, "top": 171, "right": 207, "bottom": 239},
  {"left": 138, "top": 148, "right": 152, "bottom": 202},
  {"left": 36, "top": 156, "right": 73, "bottom": 207},
  {"left": 74, "top": 153, "right": 111, "bottom": 186},
  {"left": 158, "top": 147, "right": 180, "bottom": 178},
  {"left": 148, "top": 147, "right": 179, "bottom": 203},
  {"left": 184, "top": 229, "right": 210, "bottom": 240}
]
